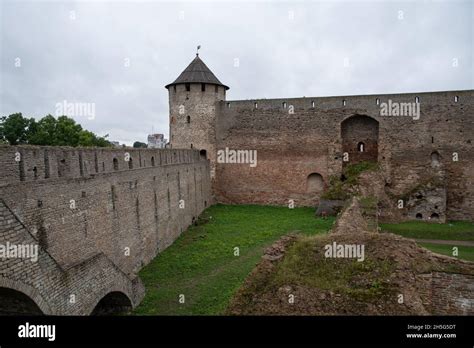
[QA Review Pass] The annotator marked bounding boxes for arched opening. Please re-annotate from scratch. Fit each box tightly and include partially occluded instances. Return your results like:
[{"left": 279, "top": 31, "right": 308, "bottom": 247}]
[
  {"left": 431, "top": 151, "right": 440, "bottom": 167},
  {"left": 151, "top": 156, "right": 155, "bottom": 167},
  {"left": 341, "top": 115, "right": 379, "bottom": 166},
  {"left": 200, "top": 150, "right": 207, "bottom": 159},
  {"left": 416, "top": 213, "right": 423, "bottom": 220},
  {"left": 128, "top": 158, "right": 133, "bottom": 169},
  {"left": 113, "top": 158, "right": 119, "bottom": 171},
  {"left": 0, "top": 287, "right": 43, "bottom": 315},
  {"left": 430, "top": 213, "right": 439, "bottom": 220},
  {"left": 307, "top": 173, "right": 324, "bottom": 193},
  {"left": 90, "top": 292, "right": 132, "bottom": 316}
]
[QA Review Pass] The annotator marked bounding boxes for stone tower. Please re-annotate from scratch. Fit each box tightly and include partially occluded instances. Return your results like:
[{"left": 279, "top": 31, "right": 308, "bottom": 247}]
[{"left": 165, "top": 53, "right": 229, "bottom": 178}]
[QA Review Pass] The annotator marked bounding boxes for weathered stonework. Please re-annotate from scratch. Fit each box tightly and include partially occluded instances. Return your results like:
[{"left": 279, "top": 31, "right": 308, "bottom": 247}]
[
  {"left": 0, "top": 145, "right": 211, "bottom": 314},
  {"left": 167, "top": 56, "right": 473, "bottom": 221}
]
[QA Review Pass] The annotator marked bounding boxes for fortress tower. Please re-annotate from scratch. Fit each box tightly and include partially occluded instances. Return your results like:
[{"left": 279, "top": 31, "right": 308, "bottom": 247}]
[{"left": 165, "top": 53, "right": 229, "bottom": 178}]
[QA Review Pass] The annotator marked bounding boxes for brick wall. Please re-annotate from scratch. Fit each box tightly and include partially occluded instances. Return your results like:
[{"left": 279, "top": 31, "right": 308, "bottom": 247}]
[
  {"left": 214, "top": 90, "right": 474, "bottom": 220},
  {"left": 0, "top": 145, "right": 212, "bottom": 314}
]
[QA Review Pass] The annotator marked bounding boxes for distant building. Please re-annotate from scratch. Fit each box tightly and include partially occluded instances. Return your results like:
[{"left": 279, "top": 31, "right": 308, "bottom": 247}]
[
  {"left": 110, "top": 141, "right": 121, "bottom": 148},
  {"left": 148, "top": 133, "right": 167, "bottom": 148}
]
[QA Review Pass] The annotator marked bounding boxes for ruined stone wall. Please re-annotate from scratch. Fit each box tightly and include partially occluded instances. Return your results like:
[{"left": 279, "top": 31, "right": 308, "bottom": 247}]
[
  {"left": 0, "top": 145, "right": 211, "bottom": 314},
  {"left": 214, "top": 90, "right": 474, "bottom": 220}
]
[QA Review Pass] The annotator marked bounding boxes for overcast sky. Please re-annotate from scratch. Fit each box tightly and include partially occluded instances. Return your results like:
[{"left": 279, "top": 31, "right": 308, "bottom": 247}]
[{"left": 0, "top": 0, "right": 472, "bottom": 145}]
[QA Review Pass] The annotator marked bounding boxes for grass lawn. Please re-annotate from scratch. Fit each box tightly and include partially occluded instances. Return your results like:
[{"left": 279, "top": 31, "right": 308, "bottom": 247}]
[
  {"left": 418, "top": 243, "right": 474, "bottom": 262},
  {"left": 132, "top": 204, "right": 334, "bottom": 315},
  {"left": 380, "top": 221, "right": 474, "bottom": 241}
]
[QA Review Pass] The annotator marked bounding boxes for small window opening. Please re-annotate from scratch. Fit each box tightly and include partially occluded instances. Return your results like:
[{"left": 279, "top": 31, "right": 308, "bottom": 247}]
[
  {"left": 376, "top": 98, "right": 380, "bottom": 105},
  {"left": 185, "top": 83, "right": 190, "bottom": 92},
  {"left": 201, "top": 83, "right": 205, "bottom": 92},
  {"left": 415, "top": 96, "right": 420, "bottom": 103},
  {"left": 454, "top": 95, "right": 459, "bottom": 103},
  {"left": 254, "top": 102, "right": 258, "bottom": 109},
  {"left": 311, "top": 101, "right": 315, "bottom": 108},
  {"left": 357, "top": 142, "right": 365, "bottom": 152},
  {"left": 187, "top": 115, "right": 191, "bottom": 124},
  {"left": 282, "top": 102, "right": 287, "bottom": 108},
  {"left": 226, "top": 102, "right": 230, "bottom": 108},
  {"left": 113, "top": 158, "right": 118, "bottom": 170},
  {"left": 215, "top": 85, "right": 218, "bottom": 93},
  {"left": 416, "top": 213, "right": 423, "bottom": 219},
  {"left": 342, "top": 99, "right": 346, "bottom": 106},
  {"left": 173, "top": 85, "right": 176, "bottom": 93}
]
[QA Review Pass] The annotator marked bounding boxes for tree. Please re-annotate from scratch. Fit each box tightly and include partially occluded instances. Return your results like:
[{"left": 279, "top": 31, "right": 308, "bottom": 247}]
[
  {"left": 0, "top": 113, "right": 34, "bottom": 145},
  {"left": 1, "top": 113, "right": 111, "bottom": 147},
  {"left": 133, "top": 141, "right": 147, "bottom": 148}
]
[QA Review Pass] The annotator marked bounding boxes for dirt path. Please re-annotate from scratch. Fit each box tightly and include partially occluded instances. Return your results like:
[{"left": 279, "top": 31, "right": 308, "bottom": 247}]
[{"left": 412, "top": 238, "right": 474, "bottom": 247}]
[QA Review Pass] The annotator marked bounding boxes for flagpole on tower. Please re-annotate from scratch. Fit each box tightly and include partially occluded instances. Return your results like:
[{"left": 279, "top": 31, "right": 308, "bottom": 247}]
[{"left": 196, "top": 45, "right": 201, "bottom": 56}]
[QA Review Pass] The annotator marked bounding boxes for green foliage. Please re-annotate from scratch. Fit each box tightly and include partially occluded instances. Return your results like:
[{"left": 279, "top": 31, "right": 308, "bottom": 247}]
[
  {"left": 0, "top": 113, "right": 111, "bottom": 147},
  {"left": 133, "top": 141, "right": 147, "bottom": 148},
  {"left": 381, "top": 221, "right": 474, "bottom": 241},
  {"left": 0, "top": 113, "right": 35, "bottom": 145},
  {"left": 132, "top": 204, "right": 335, "bottom": 315},
  {"left": 321, "top": 161, "right": 379, "bottom": 200},
  {"left": 418, "top": 243, "right": 474, "bottom": 262}
]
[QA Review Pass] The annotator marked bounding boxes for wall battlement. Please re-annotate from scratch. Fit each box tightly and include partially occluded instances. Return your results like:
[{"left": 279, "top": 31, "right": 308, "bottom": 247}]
[
  {"left": 0, "top": 145, "right": 212, "bottom": 314},
  {"left": 0, "top": 145, "right": 205, "bottom": 185},
  {"left": 222, "top": 89, "right": 472, "bottom": 112}
]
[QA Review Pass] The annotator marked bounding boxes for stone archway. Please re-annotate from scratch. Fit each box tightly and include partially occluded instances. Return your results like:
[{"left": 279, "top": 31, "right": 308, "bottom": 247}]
[
  {"left": 307, "top": 173, "right": 324, "bottom": 194},
  {"left": 341, "top": 115, "right": 379, "bottom": 165},
  {"left": 0, "top": 277, "right": 52, "bottom": 315},
  {"left": 90, "top": 291, "right": 133, "bottom": 315},
  {"left": 0, "top": 287, "right": 43, "bottom": 315}
]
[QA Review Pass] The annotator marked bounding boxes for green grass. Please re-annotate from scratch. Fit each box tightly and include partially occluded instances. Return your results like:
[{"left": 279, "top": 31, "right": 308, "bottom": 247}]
[
  {"left": 380, "top": 221, "right": 474, "bottom": 241},
  {"left": 418, "top": 243, "right": 474, "bottom": 262},
  {"left": 132, "top": 204, "right": 334, "bottom": 315},
  {"left": 270, "top": 235, "right": 394, "bottom": 300}
]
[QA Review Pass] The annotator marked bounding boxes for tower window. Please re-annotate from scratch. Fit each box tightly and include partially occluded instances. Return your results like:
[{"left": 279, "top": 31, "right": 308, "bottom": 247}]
[
  {"left": 376, "top": 98, "right": 380, "bottom": 105},
  {"left": 201, "top": 83, "right": 206, "bottom": 92},
  {"left": 215, "top": 85, "right": 218, "bottom": 93},
  {"left": 187, "top": 115, "right": 191, "bottom": 124},
  {"left": 173, "top": 85, "right": 176, "bottom": 93},
  {"left": 227, "top": 102, "right": 231, "bottom": 108},
  {"left": 415, "top": 96, "right": 420, "bottom": 103},
  {"left": 357, "top": 142, "right": 365, "bottom": 152},
  {"left": 454, "top": 95, "right": 459, "bottom": 103},
  {"left": 342, "top": 99, "right": 346, "bottom": 106},
  {"left": 282, "top": 102, "right": 287, "bottom": 109},
  {"left": 185, "top": 83, "right": 190, "bottom": 92},
  {"left": 311, "top": 101, "right": 315, "bottom": 108},
  {"left": 254, "top": 102, "right": 258, "bottom": 109},
  {"left": 113, "top": 158, "right": 118, "bottom": 170}
]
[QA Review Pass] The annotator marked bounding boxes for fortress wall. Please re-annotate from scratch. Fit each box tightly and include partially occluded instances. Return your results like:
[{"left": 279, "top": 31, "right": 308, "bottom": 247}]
[
  {"left": 215, "top": 90, "right": 474, "bottom": 219},
  {"left": 0, "top": 146, "right": 211, "bottom": 275}
]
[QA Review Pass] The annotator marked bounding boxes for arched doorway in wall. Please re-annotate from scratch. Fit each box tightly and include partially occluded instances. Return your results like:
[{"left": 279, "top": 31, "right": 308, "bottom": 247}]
[
  {"left": 341, "top": 115, "right": 379, "bottom": 165},
  {"left": 90, "top": 291, "right": 132, "bottom": 316},
  {"left": 0, "top": 287, "right": 43, "bottom": 315},
  {"left": 307, "top": 173, "right": 324, "bottom": 193},
  {"left": 200, "top": 149, "right": 207, "bottom": 159},
  {"left": 431, "top": 151, "right": 440, "bottom": 167}
]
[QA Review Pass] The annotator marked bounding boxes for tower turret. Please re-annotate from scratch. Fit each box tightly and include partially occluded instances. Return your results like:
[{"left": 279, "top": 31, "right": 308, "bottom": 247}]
[{"left": 165, "top": 53, "right": 228, "bottom": 178}]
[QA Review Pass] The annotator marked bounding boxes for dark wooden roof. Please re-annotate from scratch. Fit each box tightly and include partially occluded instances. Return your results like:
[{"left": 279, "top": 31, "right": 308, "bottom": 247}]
[{"left": 165, "top": 54, "right": 229, "bottom": 90}]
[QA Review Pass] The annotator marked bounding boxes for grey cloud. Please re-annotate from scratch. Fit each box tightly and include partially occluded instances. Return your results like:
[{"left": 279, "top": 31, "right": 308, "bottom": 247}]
[{"left": 1, "top": 0, "right": 472, "bottom": 145}]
